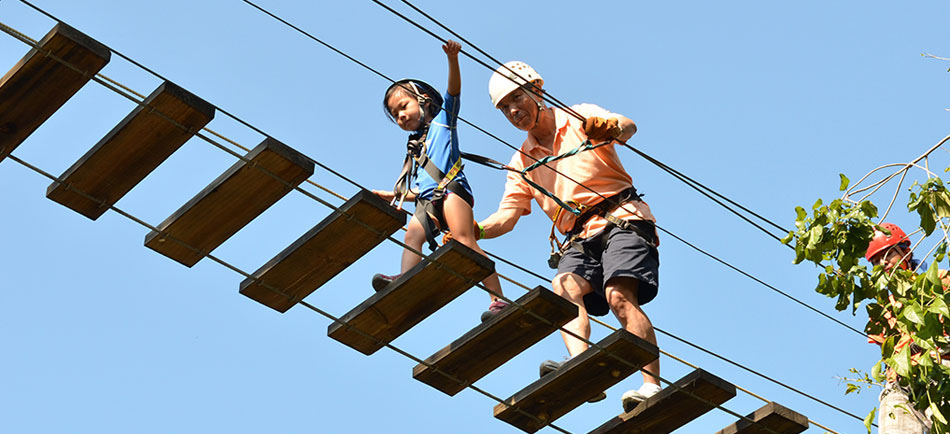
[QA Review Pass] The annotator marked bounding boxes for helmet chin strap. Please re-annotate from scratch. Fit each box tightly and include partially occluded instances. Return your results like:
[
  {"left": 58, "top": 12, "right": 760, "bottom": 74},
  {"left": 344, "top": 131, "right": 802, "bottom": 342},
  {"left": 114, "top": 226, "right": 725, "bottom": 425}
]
[
  {"left": 406, "top": 81, "right": 429, "bottom": 129},
  {"left": 523, "top": 85, "right": 547, "bottom": 129}
]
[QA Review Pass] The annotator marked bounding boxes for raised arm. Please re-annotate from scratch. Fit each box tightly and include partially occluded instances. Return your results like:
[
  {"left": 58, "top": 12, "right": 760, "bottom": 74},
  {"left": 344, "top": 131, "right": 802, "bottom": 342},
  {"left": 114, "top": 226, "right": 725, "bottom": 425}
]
[{"left": 443, "top": 40, "right": 461, "bottom": 96}]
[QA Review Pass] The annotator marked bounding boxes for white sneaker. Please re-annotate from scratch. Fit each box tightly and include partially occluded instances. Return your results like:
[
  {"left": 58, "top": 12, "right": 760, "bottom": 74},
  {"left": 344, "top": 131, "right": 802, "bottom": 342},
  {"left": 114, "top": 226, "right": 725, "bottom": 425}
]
[{"left": 621, "top": 383, "right": 662, "bottom": 412}]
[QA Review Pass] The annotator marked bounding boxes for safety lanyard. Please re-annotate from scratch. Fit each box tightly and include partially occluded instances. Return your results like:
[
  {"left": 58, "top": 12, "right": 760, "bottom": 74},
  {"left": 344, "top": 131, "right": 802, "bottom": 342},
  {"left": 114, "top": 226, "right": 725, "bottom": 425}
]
[{"left": 462, "top": 139, "right": 609, "bottom": 216}]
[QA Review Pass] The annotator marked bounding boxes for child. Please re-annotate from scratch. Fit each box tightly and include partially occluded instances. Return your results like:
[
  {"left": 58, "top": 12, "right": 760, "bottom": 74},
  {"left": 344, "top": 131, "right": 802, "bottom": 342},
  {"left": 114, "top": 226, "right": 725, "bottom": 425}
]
[{"left": 371, "top": 40, "right": 508, "bottom": 322}]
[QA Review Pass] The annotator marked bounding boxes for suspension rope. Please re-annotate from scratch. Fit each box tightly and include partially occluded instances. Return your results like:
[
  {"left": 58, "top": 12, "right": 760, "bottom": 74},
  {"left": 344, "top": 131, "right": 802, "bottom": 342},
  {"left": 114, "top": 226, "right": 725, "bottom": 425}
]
[
  {"left": 3, "top": 153, "right": 579, "bottom": 434},
  {"left": 0, "top": 10, "right": 856, "bottom": 431},
  {"left": 0, "top": 17, "right": 805, "bottom": 434},
  {"left": 195, "top": 3, "right": 874, "bottom": 426},
  {"left": 6, "top": 151, "right": 794, "bottom": 434},
  {"left": 235, "top": 0, "right": 863, "bottom": 344},
  {"left": 380, "top": 0, "right": 791, "bottom": 240}
]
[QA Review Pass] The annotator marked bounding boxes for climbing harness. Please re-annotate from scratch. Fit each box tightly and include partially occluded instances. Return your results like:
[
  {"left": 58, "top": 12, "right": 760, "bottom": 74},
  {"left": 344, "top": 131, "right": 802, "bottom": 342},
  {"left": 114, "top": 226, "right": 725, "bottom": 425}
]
[
  {"left": 460, "top": 140, "right": 655, "bottom": 267},
  {"left": 392, "top": 125, "right": 472, "bottom": 252},
  {"left": 386, "top": 79, "right": 474, "bottom": 251},
  {"left": 462, "top": 140, "right": 609, "bottom": 216},
  {"left": 546, "top": 187, "right": 656, "bottom": 269}
]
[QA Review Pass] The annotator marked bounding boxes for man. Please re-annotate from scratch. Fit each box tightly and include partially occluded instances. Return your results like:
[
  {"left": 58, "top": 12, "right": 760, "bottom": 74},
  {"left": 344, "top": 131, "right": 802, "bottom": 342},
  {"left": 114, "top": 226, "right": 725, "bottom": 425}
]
[
  {"left": 865, "top": 223, "right": 934, "bottom": 433},
  {"left": 478, "top": 61, "right": 661, "bottom": 411}
]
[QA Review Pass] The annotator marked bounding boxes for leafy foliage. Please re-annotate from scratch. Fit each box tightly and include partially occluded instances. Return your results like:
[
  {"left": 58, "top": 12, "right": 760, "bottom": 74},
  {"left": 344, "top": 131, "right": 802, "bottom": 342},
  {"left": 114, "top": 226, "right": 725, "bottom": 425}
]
[{"left": 784, "top": 173, "right": 950, "bottom": 433}]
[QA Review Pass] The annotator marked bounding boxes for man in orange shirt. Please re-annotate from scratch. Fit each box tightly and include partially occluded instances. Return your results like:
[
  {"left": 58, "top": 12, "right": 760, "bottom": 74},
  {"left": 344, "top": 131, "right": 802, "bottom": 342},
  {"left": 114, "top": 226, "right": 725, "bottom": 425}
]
[{"left": 478, "top": 61, "right": 660, "bottom": 411}]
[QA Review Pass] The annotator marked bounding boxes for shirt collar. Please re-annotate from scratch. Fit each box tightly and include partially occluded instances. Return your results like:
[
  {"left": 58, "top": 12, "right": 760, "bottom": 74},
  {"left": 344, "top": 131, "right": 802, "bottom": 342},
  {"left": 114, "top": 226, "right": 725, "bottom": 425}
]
[{"left": 522, "top": 107, "right": 570, "bottom": 154}]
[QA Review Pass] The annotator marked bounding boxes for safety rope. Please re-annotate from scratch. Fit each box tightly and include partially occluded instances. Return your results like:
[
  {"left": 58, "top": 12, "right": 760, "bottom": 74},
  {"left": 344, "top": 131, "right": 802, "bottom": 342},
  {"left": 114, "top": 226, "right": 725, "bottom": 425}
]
[
  {"left": 0, "top": 17, "right": 795, "bottom": 434},
  {"left": 228, "top": 3, "right": 868, "bottom": 428},
  {"left": 0, "top": 8, "right": 858, "bottom": 431}
]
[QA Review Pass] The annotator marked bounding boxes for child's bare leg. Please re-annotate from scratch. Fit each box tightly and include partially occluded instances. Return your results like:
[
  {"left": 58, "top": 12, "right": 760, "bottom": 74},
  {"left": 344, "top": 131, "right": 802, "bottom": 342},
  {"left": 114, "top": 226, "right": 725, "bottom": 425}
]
[
  {"left": 401, "top": 217, "right": 427, "bottom": 273},
  {"left": 443, "top": 193, "right": 505, "bottom": 301}
]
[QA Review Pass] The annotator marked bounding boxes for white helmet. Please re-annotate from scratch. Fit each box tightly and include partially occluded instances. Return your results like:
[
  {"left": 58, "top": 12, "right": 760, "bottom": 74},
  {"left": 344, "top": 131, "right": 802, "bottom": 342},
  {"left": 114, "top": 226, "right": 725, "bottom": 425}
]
[{"left": 488, "top": 61, "right": 543, "bottom": 108}]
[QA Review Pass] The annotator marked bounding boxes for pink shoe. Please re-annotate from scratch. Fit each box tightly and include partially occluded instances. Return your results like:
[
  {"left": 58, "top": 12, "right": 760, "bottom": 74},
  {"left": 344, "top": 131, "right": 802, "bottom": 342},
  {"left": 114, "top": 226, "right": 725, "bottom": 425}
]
[
  {"left": 371, "top": 273, "right": 400, "bottom": 292},
  {"left": 480, "top": 300, "right": 509, "bottom": 322}
]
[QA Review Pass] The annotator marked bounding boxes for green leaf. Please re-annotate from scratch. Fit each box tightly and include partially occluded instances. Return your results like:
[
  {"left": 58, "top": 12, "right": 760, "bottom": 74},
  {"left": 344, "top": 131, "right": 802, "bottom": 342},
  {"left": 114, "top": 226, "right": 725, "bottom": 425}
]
[
  {"left": 902, "top": 304, "right": 926, "bottom": 325},
  {"left": 794, "top": 240, "right": 805, "bottom": 264},
  {"left": 839, "top": 173, "right": 850, "bottom": 191},
  {"left": 845, "top": 383, "right": 860, "bottom": 395},
  {"left": 780, "top": 231, "right": 794, "bottom": 245},
  {"left": 921, "top": 205, "right": 937, "bottom": 235},
  {"left": 935, "top": 191, "right": 950, "bottom": 218},
  {"left": 930, "top": 297, "right": 950, "bottom": 318},
  {"left": 928, "top": 261, "right": 943, "bottom": 287},
  {"left": 893, "top": 343, "right": 913, "bottom": 378},
  {"left": 864, "top": 407, "right": 876, "bottom": 433},
  {"left": 795, "top": 206, "right": 807, "bottom": 222},
  {"left": 860, "top": 201, "right": 879, "bottom": 218},
  {"left": 882, "top": 335, "right": 896, "bottom": 359},
  {"left": 871, "top": 360, "right": 884, "bottom": 382},
  {"left": 933, "top": 401, "right": 949, "bottom": 424},
  {"left": 919, "top": 314, "right": 943, "bottom": 339}
]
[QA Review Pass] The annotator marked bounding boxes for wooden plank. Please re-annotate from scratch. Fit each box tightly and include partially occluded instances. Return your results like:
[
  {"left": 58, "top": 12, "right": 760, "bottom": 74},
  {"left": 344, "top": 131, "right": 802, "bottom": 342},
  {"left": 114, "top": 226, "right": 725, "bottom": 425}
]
[
  {"left": 493, "top": 329, "right": 659, "bottom": 433},
  {"left": 46, "top": 81, "right": 214, "bottom": 220},
  {"left": 413, "top": 287, "right": 578, "bottom": 396},
  {"left": 328, "top": 240, "right": 495, "bottom": 355},
  {"left": 239, "top": 190, "right": 406, "bottom": 312},
  {"left": 587, "top": 369, "right": 737, "bottom": 434},
  {"left": 715, "top": 402, "right": 809, "bottom": 434},
  {"left": 0, "top": 23, "right": 110, "bottom": 162},
  {"left": 144, "top": 138, "right": 314, "bottom": 267}
]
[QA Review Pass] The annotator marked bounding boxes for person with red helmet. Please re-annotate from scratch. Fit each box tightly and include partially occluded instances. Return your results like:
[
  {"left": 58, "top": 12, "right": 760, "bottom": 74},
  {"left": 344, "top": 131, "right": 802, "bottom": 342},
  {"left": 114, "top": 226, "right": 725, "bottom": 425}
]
[
  {"left": 865, "top": 223, "right": 934, "bottom": 433},
  {"left": 865, "top": 222, "right": 914, "bottom": 271}
]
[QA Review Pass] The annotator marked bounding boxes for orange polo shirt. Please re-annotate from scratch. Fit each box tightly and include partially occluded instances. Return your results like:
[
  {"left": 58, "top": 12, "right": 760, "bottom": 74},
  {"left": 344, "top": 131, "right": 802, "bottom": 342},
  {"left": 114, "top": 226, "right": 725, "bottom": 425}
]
[{"left": 498, "top": 103, "right": 656, "bottom": 239}]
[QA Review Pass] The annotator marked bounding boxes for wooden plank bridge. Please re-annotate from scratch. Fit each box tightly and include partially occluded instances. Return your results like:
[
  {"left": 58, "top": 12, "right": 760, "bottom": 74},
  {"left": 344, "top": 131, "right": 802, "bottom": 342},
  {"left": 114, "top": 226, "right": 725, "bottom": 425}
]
[{"left": 0, "top": 22, "right": 816, "bottom": 434}]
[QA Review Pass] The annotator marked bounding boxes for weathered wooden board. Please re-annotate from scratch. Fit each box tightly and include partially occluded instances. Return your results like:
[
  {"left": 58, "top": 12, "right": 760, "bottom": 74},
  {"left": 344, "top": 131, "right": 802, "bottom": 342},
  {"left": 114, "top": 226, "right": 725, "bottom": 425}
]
[
  {"left": 494, "top": 329, "right": 659, "bottom": 433},
  {"left": 145, "top": 138, "right": 313, "bottom": 267},
  {"left": 413, "top": 287, "right": 578, "bottom": 396},
  {"left": 588, "top": 369, "right": 736, "bottom": 434},
  {"left": 715, "top": 402, "right": 809, "bottom": 434},
  {"left": 47, "top": 81, "right": 214, "bottom": 219},
  {"left": 328, "top": 240, "right": 494, "bottom": 355},
  {"left": 240, "top": 190, "right": 406, "bottom": 312},
  {"left": 0, "top": 23, "right": 110, "bottom": 162}
]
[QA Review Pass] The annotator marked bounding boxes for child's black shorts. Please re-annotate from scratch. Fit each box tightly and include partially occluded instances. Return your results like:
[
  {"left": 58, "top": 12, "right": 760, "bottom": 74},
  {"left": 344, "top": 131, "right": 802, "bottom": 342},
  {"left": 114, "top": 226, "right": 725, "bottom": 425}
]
[{"left": 555, "top": 221, "right": 659, "bottom": 317}]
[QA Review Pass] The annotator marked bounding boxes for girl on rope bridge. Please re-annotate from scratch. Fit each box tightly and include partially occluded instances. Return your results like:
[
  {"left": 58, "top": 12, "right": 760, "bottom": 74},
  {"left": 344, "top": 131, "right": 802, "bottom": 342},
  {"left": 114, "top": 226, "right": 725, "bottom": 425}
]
[{"left": 371, "top": 40, "right": 508, "bottom": 322}]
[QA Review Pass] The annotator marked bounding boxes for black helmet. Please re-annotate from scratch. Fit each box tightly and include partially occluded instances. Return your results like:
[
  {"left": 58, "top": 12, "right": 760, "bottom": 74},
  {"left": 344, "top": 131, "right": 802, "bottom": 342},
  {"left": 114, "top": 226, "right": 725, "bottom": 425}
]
[{"left": 383, "top": 79, "right": 443, "bottom": 128}]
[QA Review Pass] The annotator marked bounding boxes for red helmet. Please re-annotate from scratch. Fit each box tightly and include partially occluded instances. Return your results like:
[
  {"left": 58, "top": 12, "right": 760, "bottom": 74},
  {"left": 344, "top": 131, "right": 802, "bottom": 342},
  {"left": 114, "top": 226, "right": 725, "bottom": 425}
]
[{"left": 865, "top": 222, "right": 909, "bottom": 261}]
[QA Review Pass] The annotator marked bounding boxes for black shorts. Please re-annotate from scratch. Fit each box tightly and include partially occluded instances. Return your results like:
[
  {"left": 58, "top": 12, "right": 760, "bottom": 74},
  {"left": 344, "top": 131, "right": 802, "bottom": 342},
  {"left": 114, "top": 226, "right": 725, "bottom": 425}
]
[
  {"left": 556, "top": 221, "right": 659, "bottom": 316},
  {"left": 414, "top": 190, "right": 475, "bottom": 238}
]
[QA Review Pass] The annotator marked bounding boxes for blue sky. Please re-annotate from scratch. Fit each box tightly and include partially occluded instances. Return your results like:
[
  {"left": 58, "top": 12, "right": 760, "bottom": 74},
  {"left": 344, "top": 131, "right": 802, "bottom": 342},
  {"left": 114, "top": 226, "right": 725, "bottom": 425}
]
[{"left": 2, "top": 1, "right": 949, "bottom": 433}]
